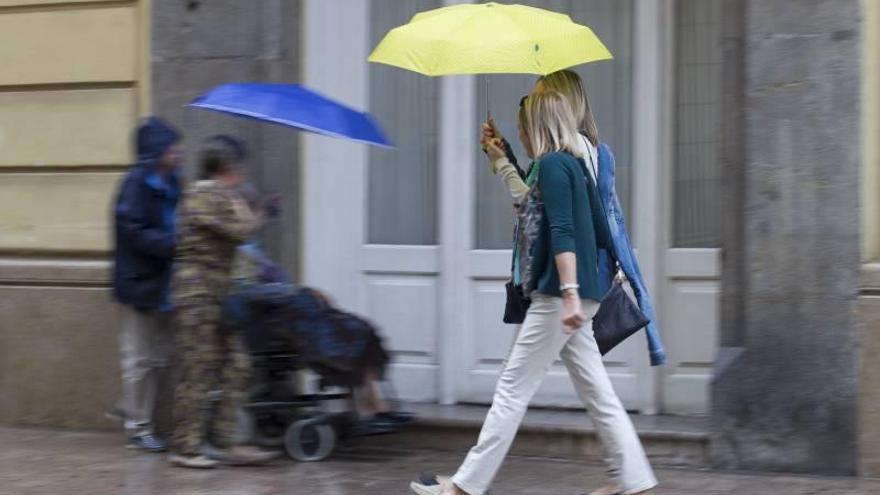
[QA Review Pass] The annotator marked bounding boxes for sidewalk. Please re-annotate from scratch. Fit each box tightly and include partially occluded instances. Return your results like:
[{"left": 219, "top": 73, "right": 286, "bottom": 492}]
[{"left": 2, "top": 426, "right": 878, "bottom": 495}]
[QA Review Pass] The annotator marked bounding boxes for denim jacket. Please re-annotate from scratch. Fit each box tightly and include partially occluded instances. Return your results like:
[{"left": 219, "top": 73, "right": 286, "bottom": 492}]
[{"left": 594, "top": 144, "right": 666, "bottom": 366}]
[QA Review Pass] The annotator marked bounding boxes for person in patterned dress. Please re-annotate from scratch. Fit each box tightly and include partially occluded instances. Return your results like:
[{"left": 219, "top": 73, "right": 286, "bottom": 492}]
[{"left": 168, "top": 135, "right": 277, "bottom": 469}]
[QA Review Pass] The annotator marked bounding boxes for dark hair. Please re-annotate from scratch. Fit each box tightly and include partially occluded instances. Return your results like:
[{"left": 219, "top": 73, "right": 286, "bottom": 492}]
[{"left": 199, "top": 134, "right": 248, "bottom": 179}]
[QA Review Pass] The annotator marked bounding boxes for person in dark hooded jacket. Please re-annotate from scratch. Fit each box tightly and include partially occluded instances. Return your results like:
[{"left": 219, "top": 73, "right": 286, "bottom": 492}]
[{"left": 111, "top": 117, "right": 182, "bottom": 452}]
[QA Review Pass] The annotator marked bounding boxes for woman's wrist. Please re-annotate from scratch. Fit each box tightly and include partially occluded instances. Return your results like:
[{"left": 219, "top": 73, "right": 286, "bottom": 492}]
[{"left": 561, "top": 287, "right": 580, "bottom": 299}]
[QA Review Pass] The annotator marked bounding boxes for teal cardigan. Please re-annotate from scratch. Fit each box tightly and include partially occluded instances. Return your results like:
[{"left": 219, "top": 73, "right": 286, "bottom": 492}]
[{"left": 530, "top": 151, "right": 611, "bottom": 301}]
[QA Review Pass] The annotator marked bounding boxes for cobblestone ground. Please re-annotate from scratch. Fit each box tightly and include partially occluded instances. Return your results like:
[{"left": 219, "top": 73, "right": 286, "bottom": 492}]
[{"left": 2, "top": 427, "right": 879, "bottom": 495}]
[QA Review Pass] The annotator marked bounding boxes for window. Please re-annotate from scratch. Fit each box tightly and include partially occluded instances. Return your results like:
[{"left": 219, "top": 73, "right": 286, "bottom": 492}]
[
  {"left": 673, "top": 0, "right": 724, "bottom": 248},
  {"left": 367, "top": 0, "right": 441, "bottom": 245}
]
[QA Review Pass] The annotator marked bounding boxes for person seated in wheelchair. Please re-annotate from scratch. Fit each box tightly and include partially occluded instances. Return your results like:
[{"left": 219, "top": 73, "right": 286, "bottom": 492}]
[{"left": 225, "top": 240, "right": 414, "bottom": 434}]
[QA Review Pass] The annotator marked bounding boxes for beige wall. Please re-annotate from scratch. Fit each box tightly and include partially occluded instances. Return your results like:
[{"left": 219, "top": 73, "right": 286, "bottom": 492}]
[{"left": 0, "top": 0, "right": 150, "bottom": 429}]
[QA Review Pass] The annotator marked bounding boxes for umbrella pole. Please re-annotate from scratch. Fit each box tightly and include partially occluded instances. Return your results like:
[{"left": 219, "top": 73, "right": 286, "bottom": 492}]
[{"left": 485, "top": 77, "right": 491, "bottom": 121}]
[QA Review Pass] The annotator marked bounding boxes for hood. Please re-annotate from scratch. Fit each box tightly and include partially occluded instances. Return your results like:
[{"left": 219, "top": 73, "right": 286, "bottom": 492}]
[{"left": 136, "top": 116, "right": 180, "bottom": 166}]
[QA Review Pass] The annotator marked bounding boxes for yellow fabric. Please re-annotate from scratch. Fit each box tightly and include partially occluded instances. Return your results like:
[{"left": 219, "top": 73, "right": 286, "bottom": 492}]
[{"left": 368, "top": 2, "right": 612, "bottom": 76}]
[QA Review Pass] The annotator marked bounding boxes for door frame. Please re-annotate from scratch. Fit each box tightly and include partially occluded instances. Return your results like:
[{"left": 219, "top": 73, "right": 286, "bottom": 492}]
[{"left": 630, "top": 0, "right": 674, "bottom": 414}]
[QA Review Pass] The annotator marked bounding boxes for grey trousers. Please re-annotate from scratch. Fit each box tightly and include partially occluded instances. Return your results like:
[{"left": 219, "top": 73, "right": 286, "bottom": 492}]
[
  {"left": 452, "top": 295, "right": 657, "bottom": 495},
  {"left": 118, "top": 305, "right": 173, "bottom": 437}
]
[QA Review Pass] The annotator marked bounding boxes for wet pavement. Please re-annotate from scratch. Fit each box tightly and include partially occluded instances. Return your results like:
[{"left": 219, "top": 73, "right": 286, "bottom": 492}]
[{"left": 2, "top": 426, "right": 879, "bottom": 495}]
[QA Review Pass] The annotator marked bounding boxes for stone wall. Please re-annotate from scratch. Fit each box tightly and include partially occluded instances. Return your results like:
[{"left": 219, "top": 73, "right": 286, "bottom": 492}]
[
  {"left": 151, "top": 0, "right": 302, "bottom": 276},
  {"left": 712, "top": 0, "right": 862, "bottom": 475}
]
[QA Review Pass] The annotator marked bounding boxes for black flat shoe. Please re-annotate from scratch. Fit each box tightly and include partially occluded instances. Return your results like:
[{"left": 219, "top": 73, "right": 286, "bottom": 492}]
[
  {"left": 376, "top": 411, "right": 416, "bottom": 425},
  {"left": 350, "top": 418, "right": 398, "bottom": 436}
]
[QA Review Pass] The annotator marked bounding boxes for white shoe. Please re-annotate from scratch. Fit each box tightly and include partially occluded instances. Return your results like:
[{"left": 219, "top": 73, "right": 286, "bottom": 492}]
[
  {"left": 212, "top": 445, "right": 280, "bottom": 466},
  {"left": 411, "top": 476, "right": 465, "bottom": 495},
  {"left": 589, "top": 485, "right": 655, "bottom": 495},
  {"left": 168, "top": 454, "right": 219, "bottom": 469},
  {"left": 589, "top": 485, "right": 622, "bottom": 495},
  {"left": 410, "top": 481, "right": 444, "bottom": 495}
]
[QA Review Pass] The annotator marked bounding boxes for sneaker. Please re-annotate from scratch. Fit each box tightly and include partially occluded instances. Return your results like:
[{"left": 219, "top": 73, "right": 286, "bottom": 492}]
[
  {"left": 168, "top": 453, "right": 219, "bottom": 469},
  {"left": 210, "top": 445, "right": 280, "bottom": 466},
  {"left": 127, "top": 434, "right": 167, "bottom": 453}
]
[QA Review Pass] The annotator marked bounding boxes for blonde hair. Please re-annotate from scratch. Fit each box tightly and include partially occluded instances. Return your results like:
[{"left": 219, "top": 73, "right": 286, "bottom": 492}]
[
  {"left": 521, "top": 91, "right": 583, "bottom": 160},
  {"left": 538, "top": 70, "right": 599, "bottom": 147}
]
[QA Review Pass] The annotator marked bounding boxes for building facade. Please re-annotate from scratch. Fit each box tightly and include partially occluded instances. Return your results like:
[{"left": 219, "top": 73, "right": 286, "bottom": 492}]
[{"left": 0, "top": 0, "right": 878, "bottom": 476}]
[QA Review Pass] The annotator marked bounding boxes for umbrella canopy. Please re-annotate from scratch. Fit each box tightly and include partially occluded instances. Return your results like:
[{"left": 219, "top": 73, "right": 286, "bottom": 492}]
[
  {"left": 368, "top": 2, "right": 612, "bottom": 76},
  {"left": 188, "top": 83, "right": 393, "bottom": 148}
]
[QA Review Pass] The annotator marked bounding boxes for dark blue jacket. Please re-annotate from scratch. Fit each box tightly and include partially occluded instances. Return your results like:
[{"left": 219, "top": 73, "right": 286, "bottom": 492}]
[{"left": 112, "top": 117, "right": 181, "bottom": 310}]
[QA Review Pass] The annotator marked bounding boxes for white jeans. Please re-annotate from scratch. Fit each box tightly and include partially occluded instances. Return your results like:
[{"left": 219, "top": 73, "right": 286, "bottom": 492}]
[
  {"left": 118, "top": 305, "right": 173, "bottom": 437},
  {"left": 452, "top": 295, "right": 657, "bottom": 495}
]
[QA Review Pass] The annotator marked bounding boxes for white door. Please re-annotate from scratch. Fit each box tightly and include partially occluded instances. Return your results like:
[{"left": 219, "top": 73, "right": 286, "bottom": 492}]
[
  {"left": 302, "top": 0, "right": 444, "bottom": 403},
  {"left": 659, "top": 0, "right": 724, "bottom": 415},
  {"left": 456, "top": 0, "right": 653, "bottom": 411},
  {"left": 359, "top": 0, "right": 446, "bottom": 402}
]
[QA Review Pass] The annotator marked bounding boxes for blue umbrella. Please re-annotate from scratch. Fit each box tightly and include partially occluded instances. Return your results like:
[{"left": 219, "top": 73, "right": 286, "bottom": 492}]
[{"left": 188, "top": 83, "right": 393, "bottom": 148}]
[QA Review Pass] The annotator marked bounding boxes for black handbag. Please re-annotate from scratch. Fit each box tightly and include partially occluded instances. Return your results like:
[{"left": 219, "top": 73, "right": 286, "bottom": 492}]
[
  {"left": 503, "top": 279, "right": 530, "bottom": 324},
  {"left": 593, "top": 274, "right": 650, "bottom": 355}
]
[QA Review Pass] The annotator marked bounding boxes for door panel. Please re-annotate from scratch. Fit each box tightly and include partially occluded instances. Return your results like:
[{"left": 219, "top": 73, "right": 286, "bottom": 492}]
[
  {"left": 662, "top": 250, "right": 719, "bottom": 414},
  {"left": 361, "top": 245, "right": 441, "bottom": 402}
]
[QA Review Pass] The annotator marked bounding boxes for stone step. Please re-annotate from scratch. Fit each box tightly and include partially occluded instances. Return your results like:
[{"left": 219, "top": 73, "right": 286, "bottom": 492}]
[{"left": 368, "top": 403, "right": 710, "bottom": 469}]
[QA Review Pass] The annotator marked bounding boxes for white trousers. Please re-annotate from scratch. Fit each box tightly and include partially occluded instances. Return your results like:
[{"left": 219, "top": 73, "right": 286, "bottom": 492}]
[
  {"left": 118, "top": 305, "right": 173, "bottom": 437},
  {"left": 452, "top": 295, "right": 657, "bottom": 495}
]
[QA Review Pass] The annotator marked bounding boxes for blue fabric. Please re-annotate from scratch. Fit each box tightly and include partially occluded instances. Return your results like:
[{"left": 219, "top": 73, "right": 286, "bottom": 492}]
[
  {"left": 225, "top": 244, "right": 390, "bottom": 382},
  {"left": 188, "top": 83, "right": 393, "bottom": 148},
  {"left": 112, "top": 117, "right": 181, "bottom": 310},
  {"left": 144, "top": 170, "right": 180, "bottom": 311},
  {"left": 595, "top": 144, "right": 667, "bottom": 366}
]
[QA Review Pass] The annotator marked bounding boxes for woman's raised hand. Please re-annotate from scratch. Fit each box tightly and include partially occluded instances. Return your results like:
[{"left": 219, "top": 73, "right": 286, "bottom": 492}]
[
  {"left": 481, "top": 118, "right": 503, "bottom": 142},
  {"left": 481, "top": 135, "right": 506, "bottom": 162}
]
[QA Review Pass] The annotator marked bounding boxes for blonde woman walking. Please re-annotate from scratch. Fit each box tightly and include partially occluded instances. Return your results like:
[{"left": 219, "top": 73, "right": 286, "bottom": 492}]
[{"left": 410, "top": 92, "right": 656, "bottom": 495}]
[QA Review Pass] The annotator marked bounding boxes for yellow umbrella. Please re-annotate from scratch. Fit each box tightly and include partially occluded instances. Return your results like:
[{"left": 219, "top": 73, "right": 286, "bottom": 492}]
[{"left": 368, "top": 2, "right": 613, "bottom": 77}]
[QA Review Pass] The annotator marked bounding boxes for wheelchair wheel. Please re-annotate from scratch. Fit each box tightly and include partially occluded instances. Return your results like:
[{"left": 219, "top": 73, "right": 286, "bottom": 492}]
[{"left": 284, "top": 418, "right": 336, "bottom": 462}]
